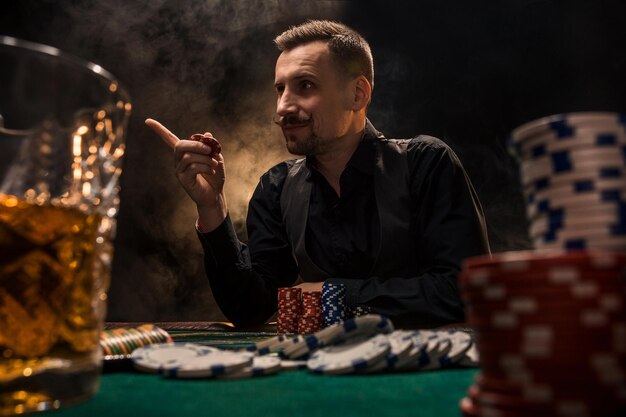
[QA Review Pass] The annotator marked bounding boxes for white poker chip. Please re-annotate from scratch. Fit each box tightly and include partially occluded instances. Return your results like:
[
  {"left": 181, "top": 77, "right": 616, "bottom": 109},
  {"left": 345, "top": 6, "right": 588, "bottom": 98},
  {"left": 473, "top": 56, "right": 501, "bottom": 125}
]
[
  {"left": 307, "top": 334, "right": 390, "bottom": 375},
  {"left": 457, "top": 342, "right": 480, "bottom": 367},
  {"left": 366, "top": 331, "right": 415, "bottom": 373},
  {"left": 280, "top": 359, "right": 308, "bottom": 371},
  {"left": 518, "top": 130, "right": 626, "bottom": 159},
  {"left": 217, "top": 355, "right": 282, "bottom": 379},
  {"left": 511, "top": 112, "right": 625, "bottom": 144},
  {"left": 438, "top": 331, "right": 474, "bottom": 365},
  {"left": 395, "top": 330, "right": 446, "bottom": 371},
  {"left": 522, "top": 155, "right": 626, "bottom": 185},
  {"left": 419, "top": 331, "right": 452, "bottom": 370},
  {"left": 131, "top": 343, "right": 217, "bottom": 374},
  {"left": 280, "top": 314, "right": 394, "bottom": 360},
  {"left": 534, "top": 235, "right": 626, "bottom": 251},
  {"left": 159, "top": 348, "right": 254, "bottom": 379}
]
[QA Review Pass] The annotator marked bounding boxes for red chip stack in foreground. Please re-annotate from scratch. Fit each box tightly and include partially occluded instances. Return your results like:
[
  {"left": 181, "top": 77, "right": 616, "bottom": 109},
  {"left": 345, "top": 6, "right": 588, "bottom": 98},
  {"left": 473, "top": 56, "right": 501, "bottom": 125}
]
[
  {"left": 459, "top": 250, "right": 626, "bottom": 417},
  {"left": 277, "top": 287, "right": 301, "bottom": 334},
  {"left": 298, "top": 291, "right": 323, "bottom": 334}
]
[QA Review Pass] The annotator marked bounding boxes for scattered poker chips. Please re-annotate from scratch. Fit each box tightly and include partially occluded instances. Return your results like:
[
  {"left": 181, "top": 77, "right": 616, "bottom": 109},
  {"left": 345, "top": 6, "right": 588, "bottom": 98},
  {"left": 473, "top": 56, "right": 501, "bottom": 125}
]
[
  {"left": 100, "top": 323, "right": 172, "bottom": 359},
  {"left": 460, "top": 250, "right": 626, "bottom": 417},
  {"left": 510, "top": 112, "right": 626, "bottom": 250},
  {"left": 128, "top": 316, "right": 478, "bottom": 379},
  {"left": 307, "top": 334, "right": 391, "bottom": 375}
]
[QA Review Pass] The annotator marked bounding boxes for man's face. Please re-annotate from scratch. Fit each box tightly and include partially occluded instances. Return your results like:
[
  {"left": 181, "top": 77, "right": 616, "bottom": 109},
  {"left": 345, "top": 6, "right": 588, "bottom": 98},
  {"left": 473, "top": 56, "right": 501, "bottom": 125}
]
[{"left": 274, "top": 41, "right": 355, "bottom": 156}]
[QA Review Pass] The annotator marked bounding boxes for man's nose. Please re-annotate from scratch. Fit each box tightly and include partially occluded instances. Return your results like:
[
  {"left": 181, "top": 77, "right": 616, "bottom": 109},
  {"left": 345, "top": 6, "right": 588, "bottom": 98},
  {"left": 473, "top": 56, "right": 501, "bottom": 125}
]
[{"left": 276, "top": 90, "right": 298, "bottom": 115}]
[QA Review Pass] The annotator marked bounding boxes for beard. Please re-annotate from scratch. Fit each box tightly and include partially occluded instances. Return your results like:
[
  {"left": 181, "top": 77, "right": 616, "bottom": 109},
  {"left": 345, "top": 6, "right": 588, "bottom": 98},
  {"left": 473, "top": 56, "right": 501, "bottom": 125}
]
[{"left": 284, "top": 127, "right": 320, "bottom": 156}]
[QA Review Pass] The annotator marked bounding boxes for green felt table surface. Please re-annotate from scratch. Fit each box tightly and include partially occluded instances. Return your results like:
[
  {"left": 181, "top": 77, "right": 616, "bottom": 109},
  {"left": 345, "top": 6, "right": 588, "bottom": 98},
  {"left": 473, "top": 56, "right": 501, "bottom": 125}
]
[
  {"left": 50, "top": 325, "right": 478, "bottom": 416},
  {"left": 52, "top": 368, "right": 477, "bottom": 417}
]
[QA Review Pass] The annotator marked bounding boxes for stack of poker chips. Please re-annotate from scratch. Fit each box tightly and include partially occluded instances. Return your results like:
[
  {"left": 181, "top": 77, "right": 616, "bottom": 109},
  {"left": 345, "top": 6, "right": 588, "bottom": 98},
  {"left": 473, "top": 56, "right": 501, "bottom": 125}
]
[
  {"left": 511, "top": 112, "right": 626, "bottom": 250},
  {"left": 460, "top": 252, "right": 626, "bottom": 417},
  {"left": 277, "top": 287, "right": 301, "bottom": 334},
  {"left": 321, "top": 282, "right": 347, "bottom": 327},
  {"left": 299, "top": 291, "right": 323, "bottom": 334},
  {"left": 459, "top": 112, "right": 626, "bottom": 417},
  {"left": 100, "top": 323, "right": 172, "bottom": 359}
]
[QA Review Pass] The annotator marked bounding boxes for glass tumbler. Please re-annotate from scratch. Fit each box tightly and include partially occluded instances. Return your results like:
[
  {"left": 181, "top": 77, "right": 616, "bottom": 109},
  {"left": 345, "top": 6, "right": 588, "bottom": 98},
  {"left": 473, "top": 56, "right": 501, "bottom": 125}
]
[{"left": 0, "top": 36, "right": 130, "bottom": 415}]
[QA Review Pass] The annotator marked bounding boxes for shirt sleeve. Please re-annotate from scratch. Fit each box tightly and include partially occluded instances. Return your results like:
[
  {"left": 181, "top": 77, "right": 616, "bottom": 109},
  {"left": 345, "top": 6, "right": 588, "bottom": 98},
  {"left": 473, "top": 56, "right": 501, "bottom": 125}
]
[
  {"left": 197, "top": 162, "right": 299, "bottom": 327},
  {"left": 327, "top": 139, "right": 489, "bottom": 327}
]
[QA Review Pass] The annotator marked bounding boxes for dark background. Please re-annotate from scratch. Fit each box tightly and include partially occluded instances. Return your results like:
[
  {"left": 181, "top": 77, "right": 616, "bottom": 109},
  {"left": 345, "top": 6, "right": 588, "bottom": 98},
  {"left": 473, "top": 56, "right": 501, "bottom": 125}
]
[{"left": 1, "top": 0, "right": 625, "bottom": 322}]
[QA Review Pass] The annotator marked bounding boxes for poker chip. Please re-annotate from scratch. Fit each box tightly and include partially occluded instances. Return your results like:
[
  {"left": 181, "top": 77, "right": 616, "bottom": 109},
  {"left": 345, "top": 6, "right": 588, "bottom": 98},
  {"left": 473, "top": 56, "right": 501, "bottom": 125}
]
[
  {"left": 277, "top": 287, "right": 301, "bottom": 334},
  {"left": 457, "top": 342, "right": 480, "bottom": 367},
  {"left": 160, "top": 349, "right": 254, "bottom": 379},
  {"left": 365, "top": 331, "right": 416, "bottom": 373},
  {"left": 307, "top": 334, "right": 391, "bottom": 375},
  {"left": 131, "top": 343, "right": 216, "bottom": 374},
  {"left": 216, "top": 355, "right": 281, "bottom": 379},
  {"left": 460, "top": 249, "right": 626, "bottom": 417},
  {"left": 279, "top": 359, "right": 308, "bottom": 371},
  {"left": 252, "top": 314, "right": 394, "bottom": 360}
]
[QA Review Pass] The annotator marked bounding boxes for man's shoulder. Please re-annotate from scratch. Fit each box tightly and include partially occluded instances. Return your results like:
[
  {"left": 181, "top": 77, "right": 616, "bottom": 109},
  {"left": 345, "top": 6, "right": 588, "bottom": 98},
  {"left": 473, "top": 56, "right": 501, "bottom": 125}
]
[
  {"left": 379, "top": 135, "right": 452, "bottom": 156},
  {"left": 259, "top": 159, "right": 300, "bottom": 187}
]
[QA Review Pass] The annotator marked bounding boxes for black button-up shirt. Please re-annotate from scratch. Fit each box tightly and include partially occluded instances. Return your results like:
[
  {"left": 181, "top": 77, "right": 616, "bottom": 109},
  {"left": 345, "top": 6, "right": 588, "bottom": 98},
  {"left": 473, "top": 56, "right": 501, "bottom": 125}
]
[{"left": 198, "top": 121, "right": 489, "bottom": 327}]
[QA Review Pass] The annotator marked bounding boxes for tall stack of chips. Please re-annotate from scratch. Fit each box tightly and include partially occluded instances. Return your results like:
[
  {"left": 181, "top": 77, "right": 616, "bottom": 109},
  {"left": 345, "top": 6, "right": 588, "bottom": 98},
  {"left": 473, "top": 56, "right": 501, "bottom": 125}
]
[
  {"left": 512, "top": 112, "right": 626, "bottom": 250},
  {"left": 298, "top": 291, "right": 323, "bottom": 334},
  {"left": 322, "top": 282, "right": 347, "bottom": 327},
  {"left": 459, "top": 112, "right": 626, "bottom": 417},
  {"left": 277, "top": 287, "right": 301, "bottom": 334}
]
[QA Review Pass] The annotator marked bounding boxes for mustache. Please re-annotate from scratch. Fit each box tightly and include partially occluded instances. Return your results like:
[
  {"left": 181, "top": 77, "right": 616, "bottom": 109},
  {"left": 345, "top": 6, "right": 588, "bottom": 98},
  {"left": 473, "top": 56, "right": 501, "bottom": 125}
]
[{"left": 272, "top": 112, "right": 312, "bottom": 127}]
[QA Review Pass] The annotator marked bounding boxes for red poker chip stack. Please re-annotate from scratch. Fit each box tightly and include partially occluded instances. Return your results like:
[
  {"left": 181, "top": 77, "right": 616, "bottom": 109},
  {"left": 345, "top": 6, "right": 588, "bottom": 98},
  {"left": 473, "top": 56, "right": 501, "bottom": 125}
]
[
  {"left": 298, "top": 291, "right": 323, "bottom": 334},
  {"left": 459, "top": 250, "right": 626, "bottom": 417},
  {"left": 277, "top": 287, "right": 301, "bottom": 334}
]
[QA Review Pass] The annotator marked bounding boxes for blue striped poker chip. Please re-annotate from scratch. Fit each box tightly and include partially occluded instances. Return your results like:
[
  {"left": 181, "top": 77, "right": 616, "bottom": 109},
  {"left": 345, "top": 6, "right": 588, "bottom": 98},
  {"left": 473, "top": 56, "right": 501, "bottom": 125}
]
[
  {"left": 527, "top": 176, "right": 626, "bottom": 197},
  {"left": 526, "top": 166, "right": 626, "bottom": 194},
  {"left": 511, "top": 112, "right": 626, "bottom": 145},
  {"left": 216, "top": 355, "right": 281, "bottom": 379},
  {"left": 435, "top": 331, "right": 474, "bottom": 366},
  {"left": 279, "top": 315, "right": 394, "bottom": 360},
  {"left": 131, "top": 343, "right": 219, "bottom": 374},
  {"left": 307, "top": 334, "right": 390, "bottom": 375},
  {"left": 160, "top": 349, "right": 254, "bottom": 379},
  {"left": 517, "top": 129, "right": 626, "bottom": 160},
  {"left": 521, "top": 148, "right": 626, "bottom": 185},
  {"left": 365, "top": 331, "right": 416, "bottom": 373},
  {"left": 530, "top": 205, "right": 626, "bottom": 239},
  {"left": 527, "top": 190, "right": 626, "bottom": 218},
  {"left": 533, "top": 235, "right": 626, "bottom": 251}
]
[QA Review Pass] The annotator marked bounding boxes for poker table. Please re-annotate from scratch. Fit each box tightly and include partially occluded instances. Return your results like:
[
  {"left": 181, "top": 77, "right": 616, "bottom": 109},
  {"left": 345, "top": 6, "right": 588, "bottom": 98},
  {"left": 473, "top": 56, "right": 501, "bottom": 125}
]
[{"left": 52, "top": 322, "right": 477, "bottom": 417}]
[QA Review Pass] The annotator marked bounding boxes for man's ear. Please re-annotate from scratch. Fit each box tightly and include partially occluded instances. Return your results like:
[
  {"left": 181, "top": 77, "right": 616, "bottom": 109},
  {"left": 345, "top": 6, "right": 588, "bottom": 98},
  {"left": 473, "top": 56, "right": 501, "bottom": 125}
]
[{"left": 352, "top": 75, "right": 372, "bottom": 111}]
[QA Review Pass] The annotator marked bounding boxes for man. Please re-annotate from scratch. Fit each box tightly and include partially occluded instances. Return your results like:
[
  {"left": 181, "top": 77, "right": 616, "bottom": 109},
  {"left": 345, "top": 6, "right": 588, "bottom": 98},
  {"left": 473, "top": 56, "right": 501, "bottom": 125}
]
[{"left": 146, "top": 20, "right": 490, "bottom": 328}]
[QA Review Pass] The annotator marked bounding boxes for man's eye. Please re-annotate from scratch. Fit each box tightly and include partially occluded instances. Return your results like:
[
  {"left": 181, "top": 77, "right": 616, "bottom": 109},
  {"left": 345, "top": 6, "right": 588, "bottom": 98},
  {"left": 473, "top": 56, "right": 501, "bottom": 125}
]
[
  {"left": 300, "top": 81, "right": 313, "bottom": 90},
  {"left": 275, "top": 85, "right": 285, "bottom": 94}
]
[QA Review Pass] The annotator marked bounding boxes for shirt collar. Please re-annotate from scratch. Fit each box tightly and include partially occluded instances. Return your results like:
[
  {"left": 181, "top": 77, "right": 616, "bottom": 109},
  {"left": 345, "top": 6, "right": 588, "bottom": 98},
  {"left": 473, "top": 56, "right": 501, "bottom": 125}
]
[{"left": 304, "top": 119, "right": 384, "bottom": 177}]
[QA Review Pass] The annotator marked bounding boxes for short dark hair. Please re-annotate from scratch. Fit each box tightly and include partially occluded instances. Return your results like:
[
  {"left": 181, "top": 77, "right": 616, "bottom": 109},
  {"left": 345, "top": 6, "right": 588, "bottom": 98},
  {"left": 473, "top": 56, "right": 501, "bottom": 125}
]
[{"left": 274, "top": 20, "right": 374, "bottom": 88}]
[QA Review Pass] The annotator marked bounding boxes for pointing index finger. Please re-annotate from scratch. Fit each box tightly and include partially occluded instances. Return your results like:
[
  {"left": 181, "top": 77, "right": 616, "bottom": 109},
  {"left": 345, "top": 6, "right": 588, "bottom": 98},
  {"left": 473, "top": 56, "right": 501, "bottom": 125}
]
[{"left": 145, "top": 118, "right": 179, "bottom": 149}]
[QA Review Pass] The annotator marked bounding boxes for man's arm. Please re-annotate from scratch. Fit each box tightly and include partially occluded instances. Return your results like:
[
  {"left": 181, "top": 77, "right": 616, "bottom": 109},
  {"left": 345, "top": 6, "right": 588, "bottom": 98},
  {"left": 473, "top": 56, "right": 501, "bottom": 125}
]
[
  {"left": 197, "top": 162, "right": 299, "bottom": 327},
  {"left": 329, "top": 140, "right": 489, "bottom": 326}
]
